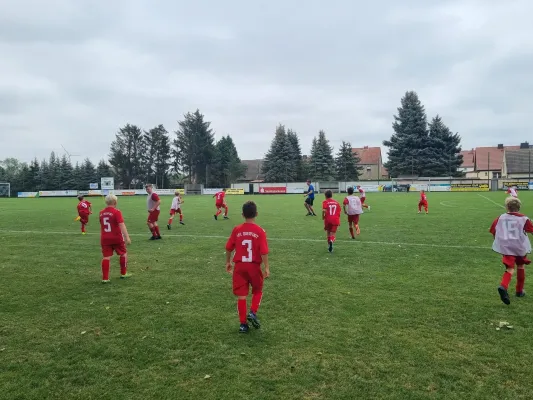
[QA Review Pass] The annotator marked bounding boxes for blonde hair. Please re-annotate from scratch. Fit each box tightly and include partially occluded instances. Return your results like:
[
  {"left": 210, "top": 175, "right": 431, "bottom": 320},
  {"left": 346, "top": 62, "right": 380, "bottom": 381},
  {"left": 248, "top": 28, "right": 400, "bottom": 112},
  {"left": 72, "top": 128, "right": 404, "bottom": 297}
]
[
  {"left": 175, "top": 191, "right": 181, "bottom": 196},
  {"left": 105, "top": 194, "right": 118, "bottom": 206},
  {"left": 505, "top": 196, "right": 521, "bottom": 212}
]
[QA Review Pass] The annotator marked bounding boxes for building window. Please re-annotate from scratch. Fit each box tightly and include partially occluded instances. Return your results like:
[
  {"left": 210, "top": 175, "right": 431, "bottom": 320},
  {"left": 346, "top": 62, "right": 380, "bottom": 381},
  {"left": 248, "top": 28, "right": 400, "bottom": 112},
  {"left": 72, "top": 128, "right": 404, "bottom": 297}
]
[{"left": 492, "top": 172, "right": 501, "bottom": 179}]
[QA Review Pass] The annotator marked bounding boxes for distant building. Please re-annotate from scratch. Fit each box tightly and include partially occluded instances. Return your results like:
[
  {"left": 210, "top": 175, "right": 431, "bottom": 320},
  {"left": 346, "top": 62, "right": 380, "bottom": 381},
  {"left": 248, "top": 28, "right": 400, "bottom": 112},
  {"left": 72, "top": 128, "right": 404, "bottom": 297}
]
[
  {"left": 503, "top": 143, "right": 533, "bottom": 179},
  {"left": 458, "top": 149, "right": 475, "bottom": 175},
  {"left": 460, "top": 145, "right": 520, "bottom": 179},
  {"left": 352, "top": 146, "right": 389, "bottom": 180},
  {"left": 238, "top": 159, "right": 264, "bottom": 183}
]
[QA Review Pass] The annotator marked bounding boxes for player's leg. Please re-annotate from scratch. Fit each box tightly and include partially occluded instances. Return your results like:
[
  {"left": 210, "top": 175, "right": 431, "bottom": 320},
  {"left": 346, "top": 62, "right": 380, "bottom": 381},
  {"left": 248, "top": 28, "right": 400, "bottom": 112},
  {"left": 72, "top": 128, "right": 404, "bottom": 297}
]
[
  {"left": 516, "top": 265, "right": 526, "bottom": 297},
  {"left": 80, "top": 215, "right": 88, "bottom": 234},
  {"left": 304, "top": 199, "right": 311, "bottom": 215},
  {"left": 354, "top": 215, "right": 361, "bottom": 235},
  {"left": 117, "top": 244, "right": 130, "bottom": 278},
  {"left": 178, "top": 208, "right": 184, "bottom": 224},
  {"left": 248, "top": 266, "right": 264, "bottom": 329},
  {"left": 233, "top": 265, "right": 250, "bottom": 333},
  {"left": 153, "top": 211, "right": 161, "bottom": 238},
  {"left": 348, "top": 218, "right": 355, "bottom": 239},
  {"left": 329, "top": 225, "right": 338, "bottom": 252},
  {"left": 498, "top": 256, "right": 515, "bottom": 304},
  {"left": 215, "top": 205, "right": 222, "bottom": 219},
  {"left": 168, "top": 210, "right": 175, "bottom": 229},
  {"left": 424, "top": 201, "right": 429, "bottom": 214},
  {"left": 309, "top": 200, "right": 316, "bottom": 216},
  {"left": 148, "top": 221, "right": 156, "bottom": 239},
  {"left": 101, "top": 246, "right": 113, "bottom": 283},
  {"left": 418, "top": 202, "right": 422, "bottom": 213},
  {"left": 223, "top": 204, "right": 229, "bottom": 218}
]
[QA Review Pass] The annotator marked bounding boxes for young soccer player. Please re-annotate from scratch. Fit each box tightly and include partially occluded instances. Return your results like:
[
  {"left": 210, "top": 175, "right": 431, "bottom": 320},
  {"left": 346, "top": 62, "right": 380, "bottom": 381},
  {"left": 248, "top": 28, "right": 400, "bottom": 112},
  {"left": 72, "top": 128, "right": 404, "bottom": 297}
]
[
  {"left": 490, "top": 197, "right": 533, "bottom": 304},
  {"left": 343, "top": 186, "right": 363, "bottom": 239},
  {"left": 225, "top": 201, "right": 270, "bottom": 333},
  {"left": 507, "top": 186, "right": 518, "bottom": 198},
  {"left": 99, "top": 194, "right": 131, "bottom": 283},
  {"left": 323, "top": 190, "right": 341, "bottom": 252},
  {"left": 356, "top": 185, "right": 370, "bottom": 210},
  {"left": 145, "top": 184, "right": 162, "bottom": 240},
  {"left": 214, "top": 189, "right": 229, "bottom": 220},
  {"left": 76, "top": 195, "right": 92, "bottom": 234},
  {"left": 167, "top": 191, "right": 185, "bottom": 229},
  {"left": 418, "top": 190, "right": 429, "bottom": 214},
  {"left": 304, "top": 180, "right": 317, "bottom": 216}
]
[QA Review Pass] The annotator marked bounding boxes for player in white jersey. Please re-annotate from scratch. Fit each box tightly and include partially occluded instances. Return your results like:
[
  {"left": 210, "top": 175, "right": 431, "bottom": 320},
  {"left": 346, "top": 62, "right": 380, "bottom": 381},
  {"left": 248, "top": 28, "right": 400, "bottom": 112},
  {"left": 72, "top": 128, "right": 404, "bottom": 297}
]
[
  {"left": 343, "top": 186, "right": 363, "bottom": 239},
  {"left": 506, "top": 186, "right": 518, "bottom": 198},
  {"left": 490, "top": 197, "right": 533, "bottom": 304},
  {"left": 146, "top": 184, "right": 162, "bottom": 240},
  {"left": 356, "top": 185, "right": 370, "bottom": 210},
  {"left": 167, "top": 191, "right": 185, "bottom": 229}
]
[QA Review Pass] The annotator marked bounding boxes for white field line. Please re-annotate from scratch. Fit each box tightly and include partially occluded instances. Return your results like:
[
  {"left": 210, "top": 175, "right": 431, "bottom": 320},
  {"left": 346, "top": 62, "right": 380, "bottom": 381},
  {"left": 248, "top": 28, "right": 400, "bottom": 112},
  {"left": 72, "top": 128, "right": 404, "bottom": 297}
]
[
  {"left": 0, "top": 229, "right": 489, "bottom": 250},
  {"left": 477, "top": 194, "right": 506, "bottom": 209},
  {"left": 439, "top": 201, "right": 457, "bottom": 208}
]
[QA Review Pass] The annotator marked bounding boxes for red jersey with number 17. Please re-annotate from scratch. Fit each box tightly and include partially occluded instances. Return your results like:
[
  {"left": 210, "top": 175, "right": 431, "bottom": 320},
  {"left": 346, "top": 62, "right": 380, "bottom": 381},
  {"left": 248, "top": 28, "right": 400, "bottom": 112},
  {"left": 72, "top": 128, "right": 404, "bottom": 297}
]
[
  {"left": 77, "top": 200, "right": 91, "bottom": 214},
  {"left": 215, "top": 191, "right": 226, "bottom": 204},
  {"left": 323, "top": 199, "right": 341, "bottom": 225},
  {"left": 225, "top": 222, "right": 269, "bottom": 265},
  {"left": 100, "top": 207, "right": 125, "bottom": 245}
]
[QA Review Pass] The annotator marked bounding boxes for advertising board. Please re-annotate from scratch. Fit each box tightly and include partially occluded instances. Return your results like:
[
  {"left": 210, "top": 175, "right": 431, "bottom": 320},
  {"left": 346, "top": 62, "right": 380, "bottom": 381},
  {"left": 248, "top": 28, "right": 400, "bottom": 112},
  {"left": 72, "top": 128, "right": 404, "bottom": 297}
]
[
  {"left": 259, "top": 186, "right": 287, "bottom": 194},
  {"left": 450, "top": 183, "right": 489, "bottom": 192}
]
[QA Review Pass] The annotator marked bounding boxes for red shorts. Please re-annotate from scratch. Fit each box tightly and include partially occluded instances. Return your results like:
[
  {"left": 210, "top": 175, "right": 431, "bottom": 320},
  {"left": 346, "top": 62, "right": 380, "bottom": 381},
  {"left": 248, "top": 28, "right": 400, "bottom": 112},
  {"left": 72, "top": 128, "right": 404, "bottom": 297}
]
[
  {"left": 79, "top": 212, "right": 90, "bottom": 224},
  {"left": 101, "top": 242, "right": 127, "bottom": 257},
  {"left": 419, "top": 200, "right": 428, "bottom": 206},
  {"left": 170, "top": 208, "right": 181, "bottom": 215},
  {"left": 233, "top": 263, "right": 264, "bottom": 296},
  {"left": 360, "top": 197, "right": 366, "bottom": 204},
  {"left": 347, "top": 214, "right": 360, "bottom": 224},
  {"left": 216, "top": 202, "right": 226, "bottom": 209},
  {"left": 324, "top": 222, "right": 339, "bottom": 233},
  {"left": 148, "top": 210, "right": 160, "bottom": 223},
  {"left": 502, "top": 255, "right": 531, "bottom": 268}
]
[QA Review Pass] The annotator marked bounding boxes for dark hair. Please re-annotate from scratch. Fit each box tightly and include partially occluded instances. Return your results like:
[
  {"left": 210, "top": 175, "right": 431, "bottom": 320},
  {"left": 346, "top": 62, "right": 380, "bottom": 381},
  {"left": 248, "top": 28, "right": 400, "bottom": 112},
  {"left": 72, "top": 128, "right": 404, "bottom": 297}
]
[
  {"left": 242, "top": 201, "right": 257, "bottom": 219},
  {"left": 77, "top": 195, "right": 84, "bottom": 201},
  {"left": 347, "top": 187, "right": 354, "bottom": 195},
  {"left": 325, "top": 190, "right": 333, "bottom": 199}
]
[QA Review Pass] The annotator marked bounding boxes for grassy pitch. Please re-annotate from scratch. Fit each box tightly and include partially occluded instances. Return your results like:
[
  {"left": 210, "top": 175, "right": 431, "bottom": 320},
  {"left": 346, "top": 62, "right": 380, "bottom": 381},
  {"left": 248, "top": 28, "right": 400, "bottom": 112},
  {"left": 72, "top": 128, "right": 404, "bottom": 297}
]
[{"left": 1, "top": 192, "right": 533, "bottom": 399}]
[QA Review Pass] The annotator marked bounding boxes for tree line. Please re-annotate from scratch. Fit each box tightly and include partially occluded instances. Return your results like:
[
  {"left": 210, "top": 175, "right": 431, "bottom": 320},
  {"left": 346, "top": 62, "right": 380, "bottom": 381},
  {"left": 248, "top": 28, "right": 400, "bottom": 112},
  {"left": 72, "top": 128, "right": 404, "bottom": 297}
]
[
  {"left": 261, "top": 125, "right": 362, "bottom": 182},
  {"left": 0, "top": 110, "right": 247, "bottom": 194}
]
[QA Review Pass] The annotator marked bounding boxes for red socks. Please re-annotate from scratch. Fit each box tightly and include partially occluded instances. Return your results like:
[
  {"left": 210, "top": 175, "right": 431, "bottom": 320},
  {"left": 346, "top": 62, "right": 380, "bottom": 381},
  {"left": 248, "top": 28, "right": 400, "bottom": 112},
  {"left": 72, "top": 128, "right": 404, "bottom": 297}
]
[
  {"left": 224, "top": 206, "right": 228, "bottom": 217},
  {"left": 327, "top": 235, "right": 336, "bottom": 243},
  {"left": 517, "top": 268, "right": 525, "bottom": 293},
  {"left": 251, "top": 292, "right": 262, "bottom": 313},
  {"left": 120, "top": 256, "right": 127, "bottom": 275},
  {"left": 216, "top": 210, "right": 222, "bottom": 216},
  {"left": 179, "top": 213, "right": 183, "bottom": 222},
  {"left": 168, "top": 218, "right": 172, "bottom": 225},
  {"left": 102, "top": 259, "right": 110, "bottom": 280},
  {"left": 81, "top": 224, "right": 86, "bottom": 233},
  {"left": 501, "top": 271, "right": 513, "bottom": 289},
  {"left": 237, "top": 299, "right": 247, "bottom": 324},
  {"left": 349, "top": 227, "right": 354, "bottom": 239},
  {"left": 154, "top": 226, "right": 160, "bottom": 237}
]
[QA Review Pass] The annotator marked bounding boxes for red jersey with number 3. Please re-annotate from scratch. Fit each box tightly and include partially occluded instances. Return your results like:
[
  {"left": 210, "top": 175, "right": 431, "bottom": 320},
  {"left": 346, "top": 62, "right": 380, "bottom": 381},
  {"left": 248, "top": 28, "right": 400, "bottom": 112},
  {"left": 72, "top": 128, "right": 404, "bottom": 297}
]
[
  {"left": 215, "top": 191, "right": 226, "bottom": 204},
  {"left": 100, "top": 207, "right": 125, "bottom": 245},
  {"left": 323, "top": 199, "right": 341, "bottom": 226},
  {"left": 77, "top": 200, "right": 91, "bottom": 214},
  {"left": 226, "top": 222, "right": 269, "bottom": 265}
]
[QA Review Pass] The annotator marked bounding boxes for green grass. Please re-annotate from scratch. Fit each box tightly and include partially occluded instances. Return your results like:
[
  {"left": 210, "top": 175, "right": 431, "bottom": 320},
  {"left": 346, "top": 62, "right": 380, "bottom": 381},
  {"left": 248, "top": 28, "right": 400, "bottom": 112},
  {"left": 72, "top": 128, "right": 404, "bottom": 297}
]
[{"left": 1, "top": 192, "right": 533, "bottom": 399}]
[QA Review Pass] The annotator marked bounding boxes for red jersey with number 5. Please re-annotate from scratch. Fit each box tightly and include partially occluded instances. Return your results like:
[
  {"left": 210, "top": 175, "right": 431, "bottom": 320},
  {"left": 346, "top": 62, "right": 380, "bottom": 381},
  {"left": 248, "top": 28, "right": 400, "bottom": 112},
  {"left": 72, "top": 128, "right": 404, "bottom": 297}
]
[
  {"left": 100, "top": 207, "right": 125, "bottom": 245},
  {"left": 225, "top": 222, "right": 269, "bottom": 265},
  {"left": 215, "top": 191, "right": 226, "bottom": 204},
  {"left": 323, "top": 199, "right": 341, "bottom": 225}
]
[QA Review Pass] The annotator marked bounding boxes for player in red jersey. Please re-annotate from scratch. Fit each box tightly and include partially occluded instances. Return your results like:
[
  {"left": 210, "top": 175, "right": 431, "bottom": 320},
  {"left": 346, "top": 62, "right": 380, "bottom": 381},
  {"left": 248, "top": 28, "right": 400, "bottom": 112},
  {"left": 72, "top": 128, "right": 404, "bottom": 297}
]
[
  {"left": 213, "top": 189, "right": 229, "bottom": 220},
  {"left": 322, "top": 190, "right": 341, "bottom": 253},
  {"left": 356, "top": 185, "right": 370, "bottom": 210},
  {"left": 167, "top": 191, "right": 185, "bottom": 229},
  {"left": 145, "top": 184, "right": 162, "bottom": 240},
  {"left": 99, "top": 194, "right": 131, "bottom": 283},
  {"left": 225, "top": 201, "right": 270, "bottom": 333},
  {"left": 343, "top": 186, "right": 363, "bottom": 239},
  {"left": 76, "top": 195, "right": 92, "bottom": 234},
  {"left": 490, "top": 197, "right": 533, "bottom": 304},
  {"left": 418, "top": 190, "right": 428, "bottom": 214}
]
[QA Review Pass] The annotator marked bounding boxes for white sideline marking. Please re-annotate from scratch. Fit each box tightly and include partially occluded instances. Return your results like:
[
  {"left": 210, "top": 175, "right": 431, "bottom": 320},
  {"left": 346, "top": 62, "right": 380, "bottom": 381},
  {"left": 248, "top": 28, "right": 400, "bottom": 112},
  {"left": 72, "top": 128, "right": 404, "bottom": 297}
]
[
  {"left": 0, "top": 229, "right": 489, "bottom": 250},
  {"left": 439, "top": 201, "right": 457, "bottom": 208},
  {"left": 477, "top": 194, "right": 505, "bottom": 209}
]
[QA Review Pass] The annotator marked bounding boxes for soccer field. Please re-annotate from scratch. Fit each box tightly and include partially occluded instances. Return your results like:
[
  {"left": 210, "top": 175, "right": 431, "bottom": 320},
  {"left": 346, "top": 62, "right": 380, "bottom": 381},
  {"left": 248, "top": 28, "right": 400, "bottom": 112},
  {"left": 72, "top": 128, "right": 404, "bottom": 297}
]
[{"left": 2, "top": 192, "right": 533, "bottom": 399}]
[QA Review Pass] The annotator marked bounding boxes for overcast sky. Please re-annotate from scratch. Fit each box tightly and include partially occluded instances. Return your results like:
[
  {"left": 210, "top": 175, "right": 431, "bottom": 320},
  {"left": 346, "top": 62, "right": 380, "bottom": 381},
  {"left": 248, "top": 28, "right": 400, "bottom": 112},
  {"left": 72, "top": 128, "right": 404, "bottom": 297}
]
[{"left": 1, "top": 0, "right": 532, "bottom": 164}]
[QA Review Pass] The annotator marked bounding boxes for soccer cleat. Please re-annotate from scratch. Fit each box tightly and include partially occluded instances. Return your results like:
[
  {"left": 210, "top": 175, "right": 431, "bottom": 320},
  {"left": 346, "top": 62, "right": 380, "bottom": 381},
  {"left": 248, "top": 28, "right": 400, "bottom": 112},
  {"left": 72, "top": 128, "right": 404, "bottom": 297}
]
[
  {"left": 149, "top": 236, "right": 157, "bottom": 240},
  {"left": 247, "top": 311, "right": 261, "bottom": 329},
  {"left": 312, "top": 213, "right": 317, "bottom": 216},
  {"left": 516, "top": 291, "right": 526, "bottom": 298},
  {"left": 239, "top": 323, "right": 249, "bottom": 333},
  {"left": 156, "top": 236, "right": 162, "bottom": 240},
  {"left": 306, "top": 212, "right": 312, "bottom": 216},
  {"left": 74, "top": 216, "right": 81, "bottom": 222},
  {"left": 367, "top": 206, "right": 371, "bottom": 211},
  {"left": 214, "top": 214, "right": 218, "bottom": 221},
  {"left": 328, "top": 241, "right": 333, "bottom": 253},
  {"left": 167, "top": 224, "right": 171, "bottom": 230},
  {"left": 498, "top": 286, "right": 511, "bottom": 305},
  {"left": 82, "top": 232, "right": 86, "bottom": 235},
  {"left": 179, "top": 221, "right": 185, "bottom": 225},
  {"left": 101, "top": 279, "right": 111, "bottom": 284},
  {"left": 120, "top": 273, "right": 132, "bottom": 279}
]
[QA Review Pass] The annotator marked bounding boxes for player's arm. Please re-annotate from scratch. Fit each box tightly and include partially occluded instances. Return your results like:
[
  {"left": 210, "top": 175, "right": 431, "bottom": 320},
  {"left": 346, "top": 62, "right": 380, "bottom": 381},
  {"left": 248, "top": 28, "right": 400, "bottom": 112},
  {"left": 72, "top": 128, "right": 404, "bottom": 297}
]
[
  {"left": 524, "top": 219, "right": 533, "bottom": 234},
  {"left": 342, "top": 198, "right": 349, "bottom": 214},
  {"left": 225, "top": 231, "right": 236, "bottom": 273},
  {"left": 261, "top": 254, "right": 270, "bottom": 278},
  {"left": 119, "top": 222, "right": 131, "bottom": 245},
  {"left": 489, "top": 218, "right": 499, "bottom": 237}
]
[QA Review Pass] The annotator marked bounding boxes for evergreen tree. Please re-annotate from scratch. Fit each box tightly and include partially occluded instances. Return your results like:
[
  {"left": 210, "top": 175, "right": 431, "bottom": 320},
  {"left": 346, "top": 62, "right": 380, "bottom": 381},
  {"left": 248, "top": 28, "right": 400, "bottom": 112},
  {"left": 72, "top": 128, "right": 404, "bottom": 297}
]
[
  {"left": 146, "top": 124, "right": 172, "bottom": 188},
  {"left": 262, "top": 124, "right": 296, "bottom": 182},
  {"left": 212, "top": 135, "right": 247, "bottom": 187},
  {"left": 309, "top": 130, "right": 335, "bottom": 181},
  {"left": 173, "top": 110, "right": 215, "bottom": 184},
  {"left": 109, "top": 124, "right": 144, "bottom": 188},
  {"left": 287, "top": 129, "right": 305, "bottom": 181},
  {"left": 48, "top": 152, "right": 61, "bottom": 189},
  {"left": 80, "top": 159, "right": 97, "bottom": 190},
  {"left": 96, "top": 160, "right": 113, "bottom": 181},
  {"left": 29, "top": 158, "right": 40, "bottom": 190},
  {"left": 39, "top": 160, "right": 50, "bottom": 190},
  {"left": 335, "top": 141, "right": 362, "bottom": 181},
  {"left": 383, "top": 91, "right": 430, "bottom": 177},
  {"left": 59, "top": 155, "right": 75, "bottom": 189},
  {"left": 72, "top": 163, "right": 82, "bottom": 189},
  {"left": 427, "top": 115, "right": 463, "bottom": 177}
]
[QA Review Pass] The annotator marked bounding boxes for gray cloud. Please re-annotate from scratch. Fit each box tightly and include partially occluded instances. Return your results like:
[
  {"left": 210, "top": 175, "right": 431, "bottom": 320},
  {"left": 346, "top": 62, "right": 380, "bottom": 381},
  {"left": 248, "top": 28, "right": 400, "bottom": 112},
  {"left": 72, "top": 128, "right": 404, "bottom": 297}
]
[{"left": 1, "top": 0, "right": 532, "bottom": 164}]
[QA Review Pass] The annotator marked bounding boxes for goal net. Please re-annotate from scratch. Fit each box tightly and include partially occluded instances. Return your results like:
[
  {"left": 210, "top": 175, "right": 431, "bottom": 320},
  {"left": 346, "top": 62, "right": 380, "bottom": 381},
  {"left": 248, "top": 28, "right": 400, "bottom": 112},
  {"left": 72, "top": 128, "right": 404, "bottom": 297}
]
[{"left": 0, "top": 182, "right": 10, "bottom": 197}]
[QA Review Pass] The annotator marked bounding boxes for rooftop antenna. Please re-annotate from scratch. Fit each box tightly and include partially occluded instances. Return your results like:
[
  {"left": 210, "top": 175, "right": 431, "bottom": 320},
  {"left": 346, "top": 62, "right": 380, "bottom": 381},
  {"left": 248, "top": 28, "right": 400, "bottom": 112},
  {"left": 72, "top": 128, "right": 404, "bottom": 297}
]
[{"left": 61, "top": 144, "right": 80, "bottom": 163}]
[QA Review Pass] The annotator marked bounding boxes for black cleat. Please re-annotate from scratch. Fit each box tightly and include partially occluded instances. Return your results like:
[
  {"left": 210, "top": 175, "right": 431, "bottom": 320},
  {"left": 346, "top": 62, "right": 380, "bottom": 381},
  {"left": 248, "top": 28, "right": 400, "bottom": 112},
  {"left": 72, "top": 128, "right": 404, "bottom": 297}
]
[
  {"left": 167, "top": 224, "right": 171, "bottom": 230},
  {"left": 328, "top": 241, "right": 333, "bottom": 253},
  {"left": 239, "top": 323, "right": 249, "bottom": 333},
  {"left": 516, "top": 291, "right": 526, "bottom": 298},
  {"left": 214, "top": 214, "right": 218, "bottom": 221},
  {"left": 306, "top": 212, "right": 312, "bottom": 216},
  {"left": 149, "top": 236, "right": 157, "bottom": 240},
  {"left": 224, "top": 216, "right": 229, "bottom": 220},
  {"left": 498, "top": 286, "right": 511, "bottom": 305},
  {"left": 156, "top": 236, "right": 162, "bottom": 240},
  {"left": 180, "top": 221, "right": 185, "bottom": 225},
  {"left": 247, "top": 312, "right": 261, "bottom": 329},
  {"left": 312, "top": 213, "right": 317, "bottom": 216}
]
